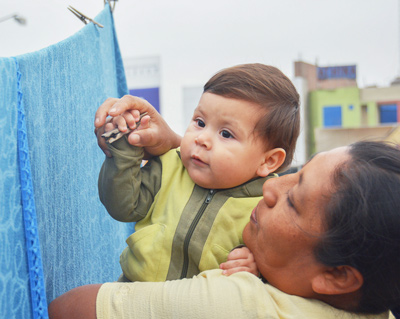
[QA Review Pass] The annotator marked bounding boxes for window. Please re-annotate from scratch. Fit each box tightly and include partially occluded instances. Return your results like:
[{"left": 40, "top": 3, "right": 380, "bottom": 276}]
[
  {"left": 379, "top": 104, "right": 397, "bottom": 124},
  {"left": 323, "top": 106, "right": 342, "bottom": 127}
]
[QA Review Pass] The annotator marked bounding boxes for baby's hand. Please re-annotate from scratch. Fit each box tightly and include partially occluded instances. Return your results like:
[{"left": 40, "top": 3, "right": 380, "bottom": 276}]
[
  {"left": 219, "top": 246, "right": 259, "bottom": 277},
  {"left": 109, "top": 109, "right": 142, "bottom": 133},
  {"left": 94, "top": 95, "right": 181, "bottom": 159}
]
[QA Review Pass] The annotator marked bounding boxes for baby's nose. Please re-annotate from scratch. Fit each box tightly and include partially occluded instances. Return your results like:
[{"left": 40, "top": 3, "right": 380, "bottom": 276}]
[{"left": 195, "top": 131, "right": 212, "bottom": 149}]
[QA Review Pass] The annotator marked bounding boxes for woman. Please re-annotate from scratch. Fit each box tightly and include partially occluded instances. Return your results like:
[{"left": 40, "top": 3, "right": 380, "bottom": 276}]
[{"left": 49, "top": 140, "right": 400, "bottom": 318}]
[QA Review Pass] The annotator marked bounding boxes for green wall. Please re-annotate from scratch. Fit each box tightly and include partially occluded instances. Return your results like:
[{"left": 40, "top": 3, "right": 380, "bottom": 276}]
[
  {"left": 310, "top": 87, "right": 361, "bottom": 127},
  {"left": 366, "top": 101, "right": 379, "bottom": 126},
  {"left": 309, "top": 87, "right": 361, "bottom": 154}
]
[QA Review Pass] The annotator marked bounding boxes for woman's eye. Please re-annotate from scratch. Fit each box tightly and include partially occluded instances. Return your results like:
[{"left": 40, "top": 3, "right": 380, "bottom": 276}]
[
  {"left": 285, "top": 191, "right": 294, "bottom": 208},
  {"left": 196, "top": 119, "right": 205, "bottom": 127},
  {"left": 220, "top": 130, "right": 233, "bottom": 139}
]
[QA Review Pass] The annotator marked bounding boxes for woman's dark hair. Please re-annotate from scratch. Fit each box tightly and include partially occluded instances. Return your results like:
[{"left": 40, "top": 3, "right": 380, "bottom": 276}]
[
  {"left": 315, "top": 141, "right": 400, "bottom": 313},
  {"left": 203, "top": 63, "right": 300, "bottom": 172}
]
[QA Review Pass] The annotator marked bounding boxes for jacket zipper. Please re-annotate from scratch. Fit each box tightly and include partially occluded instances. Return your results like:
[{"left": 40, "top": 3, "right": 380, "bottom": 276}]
[{"left": 180, "top": 189, "right": 215, "bottom": 279}]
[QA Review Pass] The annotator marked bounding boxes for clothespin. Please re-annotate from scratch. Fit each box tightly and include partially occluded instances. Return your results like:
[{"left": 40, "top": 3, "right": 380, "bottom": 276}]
[
  {"left": 67, "top": 6, "right": 104, "bottom": 28},
  {"left": 104, "top": 0, "right": 118, "bottom": 12},
  {"left": 102, "top": 113, "right": 149, "bottom": 144}
]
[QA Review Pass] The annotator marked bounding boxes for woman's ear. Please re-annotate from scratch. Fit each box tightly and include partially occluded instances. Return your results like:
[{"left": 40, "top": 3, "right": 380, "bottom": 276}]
[
  {"left": 256, "top": 148, "right": 286, "bottom": 177},
  {"left": 311, "top": 266, "right": 364, "bottom": 295}
]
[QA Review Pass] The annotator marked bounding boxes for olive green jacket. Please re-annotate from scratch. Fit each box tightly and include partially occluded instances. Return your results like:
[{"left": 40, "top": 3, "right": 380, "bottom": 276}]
[{"left": 99, "top": 137, "right": 274, "bottom": 282}]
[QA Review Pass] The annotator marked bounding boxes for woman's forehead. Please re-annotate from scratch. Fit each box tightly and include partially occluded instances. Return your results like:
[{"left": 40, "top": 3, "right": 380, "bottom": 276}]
[
  {"left": 298, "top": 147, "right": 349, "bottom": 200},
  {"left": 306, "top": 146, "right": 349, "bottom": 170},
  {"left": 305, "top": 146, "right": 348, "bottom": 168}
]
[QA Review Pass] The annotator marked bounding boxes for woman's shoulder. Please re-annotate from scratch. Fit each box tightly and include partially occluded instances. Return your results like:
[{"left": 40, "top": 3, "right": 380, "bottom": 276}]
[
  {"left": 97, "top": 270, "right": 391, "bottom": 319},
  {"left": 196, "top": 270, "right": 391, "bottom": 319}
]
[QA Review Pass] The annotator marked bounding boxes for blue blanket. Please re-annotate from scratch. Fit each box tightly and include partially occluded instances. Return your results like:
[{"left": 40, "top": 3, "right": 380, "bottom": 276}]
[{"left": 0, "top": 5, "right": 132, "bottom": 318}]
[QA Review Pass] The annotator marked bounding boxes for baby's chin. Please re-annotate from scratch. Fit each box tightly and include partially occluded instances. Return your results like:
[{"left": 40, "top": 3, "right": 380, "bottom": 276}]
[
  {"left": 190, "top": 176, "right": 214, "bottom": 189},
  {"left": 189, "top": 175, "right": 235, "bottom": 190},
  {"left": 188, "top": 173, "right": 216, "bottom": 189},
  {"left": 185, "top": 165, "right": 241, "bottom": 189}
]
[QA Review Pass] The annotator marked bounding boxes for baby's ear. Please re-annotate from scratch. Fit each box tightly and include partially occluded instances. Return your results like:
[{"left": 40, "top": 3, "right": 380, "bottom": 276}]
[{"left": 256, "top": 148, "right": 286, "bottom": 177}]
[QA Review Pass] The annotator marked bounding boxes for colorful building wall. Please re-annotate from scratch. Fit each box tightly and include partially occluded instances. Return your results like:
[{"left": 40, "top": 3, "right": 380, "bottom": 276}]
[
  {"left": 309, "top": 87, "right": 400, "bottom": 154},
  {"left": 360, "top": 86, "right": 400, "bottom": 125},
  {"left": 365, "top": 101, "right": 379, "bottom": 126},
  {"left": 296, "top": 61, "right": 400, "bottom": 156},
  {"left": 309, "top": 87, "right": 361, "bottom": 154}
]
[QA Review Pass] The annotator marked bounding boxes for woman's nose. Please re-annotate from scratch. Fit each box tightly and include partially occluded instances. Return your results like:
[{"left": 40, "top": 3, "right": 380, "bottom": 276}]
[
  {"left": 262, "top": 174, "right": 296, "bottom": 208},
  {"left": 262, "top": 179, "right": 278, "bottom": 208}
]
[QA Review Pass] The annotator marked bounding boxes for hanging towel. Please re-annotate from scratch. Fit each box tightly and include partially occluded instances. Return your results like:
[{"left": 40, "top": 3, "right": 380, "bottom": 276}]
[
  {"left": 0, "top": 4, "right": 132, "bottom": 318},
  {"left": 0, "top": 56, "right": 34, "bottom": 319}
]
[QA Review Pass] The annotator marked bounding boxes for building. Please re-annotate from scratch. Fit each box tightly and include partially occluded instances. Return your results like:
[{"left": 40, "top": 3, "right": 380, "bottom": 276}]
[
  {"left": 295, "top": 61, "right": 400, "bottom": 156},
  {"left": 124, "top": 56, "right": 161, "bottom": 113}
]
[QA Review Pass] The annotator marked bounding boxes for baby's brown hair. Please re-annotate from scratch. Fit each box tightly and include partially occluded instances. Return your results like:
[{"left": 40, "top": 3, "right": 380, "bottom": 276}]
[{"left": 204, "top": 63, "right": 300, "bottom": 172}]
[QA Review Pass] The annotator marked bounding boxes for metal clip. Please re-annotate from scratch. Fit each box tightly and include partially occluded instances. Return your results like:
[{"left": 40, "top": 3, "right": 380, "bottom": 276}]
[
  {"left": 102, "top": 112, "right": 148, "bottom": 144},
  {"left": 67, "top": 6, "right": 104, "bottom": 28}
]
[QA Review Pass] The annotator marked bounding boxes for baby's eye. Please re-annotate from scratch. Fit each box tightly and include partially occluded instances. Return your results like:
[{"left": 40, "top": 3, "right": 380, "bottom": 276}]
[
  {"left": 195, "top": 119, "right": 205, "bottom": 127},
  {"left": 220, "top": 130, "right": 233, "bottom": 139}
]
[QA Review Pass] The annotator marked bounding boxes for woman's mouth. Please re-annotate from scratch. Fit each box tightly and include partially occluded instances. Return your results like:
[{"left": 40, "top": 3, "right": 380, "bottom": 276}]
[{"left": 250, "top": 207, "right": 257, "bottom": 224}]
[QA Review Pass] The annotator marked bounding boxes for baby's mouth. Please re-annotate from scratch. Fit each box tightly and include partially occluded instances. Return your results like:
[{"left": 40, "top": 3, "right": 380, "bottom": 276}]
[{"left": 191, "top": 154, "right": 207, "bottom": 166}]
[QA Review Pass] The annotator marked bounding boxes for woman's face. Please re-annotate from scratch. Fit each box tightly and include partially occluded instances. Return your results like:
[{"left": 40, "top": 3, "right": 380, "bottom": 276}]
[{"left": 243, "top": 146, "right": 349, "bottom": 297}]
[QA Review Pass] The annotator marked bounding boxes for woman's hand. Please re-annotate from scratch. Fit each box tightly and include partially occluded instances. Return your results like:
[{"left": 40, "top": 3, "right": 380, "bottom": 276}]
[{"left": 94, "top": 95, "right": 181, "bottom": 159}]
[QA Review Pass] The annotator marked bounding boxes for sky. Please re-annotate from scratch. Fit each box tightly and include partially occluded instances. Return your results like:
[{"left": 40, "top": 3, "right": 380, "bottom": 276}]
[{"left": 1, "top": 0, "right": 399, "bottom": 133}]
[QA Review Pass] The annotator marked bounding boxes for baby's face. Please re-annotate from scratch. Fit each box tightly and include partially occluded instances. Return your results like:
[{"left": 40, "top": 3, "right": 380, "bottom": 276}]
[{"left": 180, "top": 93, "right": 269, "bottom": 189}]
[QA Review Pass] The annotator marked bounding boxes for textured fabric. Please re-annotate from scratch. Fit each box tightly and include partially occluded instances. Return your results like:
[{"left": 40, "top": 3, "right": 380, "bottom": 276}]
[
  {"left": 98, "top": 138, "right": 272, "bottom": 282},
  {"left": 97, "top": 269, "right": 390, "bottom": 319},
  {"left": 15, "top": 57, "right": 48, "bottom": 318},
  {"left": 0, "top": 4, "right": 132, "bottom": 318},
  {"left": 0, "top": 55, "right": 33, "bottom": 319}
]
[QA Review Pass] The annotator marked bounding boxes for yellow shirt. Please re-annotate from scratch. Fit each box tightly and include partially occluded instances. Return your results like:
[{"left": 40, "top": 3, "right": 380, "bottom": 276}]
[{"left": 97, "top": 269, "right": 391, "bottom": 319}]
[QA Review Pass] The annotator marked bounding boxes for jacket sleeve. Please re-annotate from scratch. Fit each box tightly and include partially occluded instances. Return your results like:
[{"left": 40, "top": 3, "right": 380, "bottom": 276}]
[
  {"left": 96, "top": 270, "right": 270, "bottom": 319},
  {"left": 98, "top": 137, "right": 162, "bottom": 222}
]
